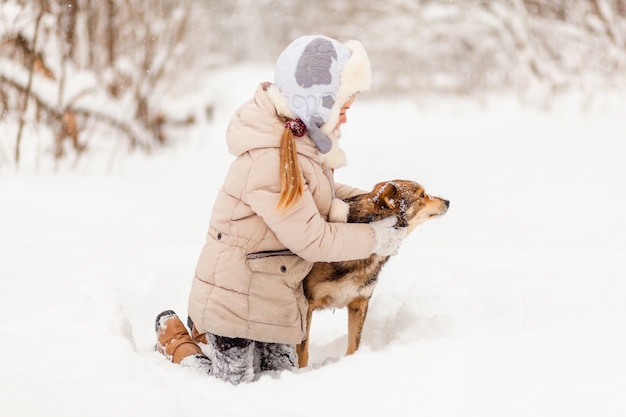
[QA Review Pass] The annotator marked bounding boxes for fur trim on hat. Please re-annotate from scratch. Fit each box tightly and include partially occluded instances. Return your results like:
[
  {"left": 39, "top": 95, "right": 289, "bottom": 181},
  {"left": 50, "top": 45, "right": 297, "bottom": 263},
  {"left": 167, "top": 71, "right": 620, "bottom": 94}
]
[
  {"left": 266, "top": 84, "right": 295, "bottom": 119},
  {"left": 320, "top": 40, "right": 372, "bottom": 137}
]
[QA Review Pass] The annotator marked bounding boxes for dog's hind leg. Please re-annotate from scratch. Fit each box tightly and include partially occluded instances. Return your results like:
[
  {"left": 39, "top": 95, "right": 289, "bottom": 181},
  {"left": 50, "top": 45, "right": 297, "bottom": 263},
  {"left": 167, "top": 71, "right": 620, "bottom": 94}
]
[
  {"left": 346, "top": 297, "right": 370, "bottom": 355},
  {"left": 296, "top": 305, "right": 314, "bottom": 368}
]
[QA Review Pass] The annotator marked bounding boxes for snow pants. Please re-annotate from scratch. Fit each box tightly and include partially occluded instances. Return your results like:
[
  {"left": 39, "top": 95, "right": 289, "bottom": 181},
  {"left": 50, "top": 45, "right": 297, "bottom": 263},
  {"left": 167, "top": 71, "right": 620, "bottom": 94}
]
[{"left": 202, "top": 333, "right": 297, "bottom": 385}]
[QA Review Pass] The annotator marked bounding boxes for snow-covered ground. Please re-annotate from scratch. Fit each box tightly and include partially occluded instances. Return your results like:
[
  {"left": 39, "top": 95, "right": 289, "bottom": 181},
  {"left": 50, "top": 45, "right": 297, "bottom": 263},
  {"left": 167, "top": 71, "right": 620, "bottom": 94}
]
[{"left": 2, "top": 66, "right": 625, "bottom": 417}]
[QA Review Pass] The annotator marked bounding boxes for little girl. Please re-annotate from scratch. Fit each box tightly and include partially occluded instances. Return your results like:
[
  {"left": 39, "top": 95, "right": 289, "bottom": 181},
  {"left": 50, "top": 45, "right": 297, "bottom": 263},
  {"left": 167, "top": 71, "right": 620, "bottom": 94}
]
[{"left": 155, "top": 35, "right": 406, "bottom": 384}]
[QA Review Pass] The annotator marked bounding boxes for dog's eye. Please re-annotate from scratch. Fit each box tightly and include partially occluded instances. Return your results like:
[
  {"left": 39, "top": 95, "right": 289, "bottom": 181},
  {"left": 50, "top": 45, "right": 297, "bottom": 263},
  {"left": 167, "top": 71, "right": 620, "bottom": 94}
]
[{"left": 419, "top": 192, "right": 425, "bottom": 199}]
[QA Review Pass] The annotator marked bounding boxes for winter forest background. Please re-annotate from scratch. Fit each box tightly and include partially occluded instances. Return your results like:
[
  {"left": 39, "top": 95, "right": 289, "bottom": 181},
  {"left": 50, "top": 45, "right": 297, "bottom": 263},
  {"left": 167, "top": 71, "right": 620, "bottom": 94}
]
[{"left": 1, "top": 0, "right": 626, "bottom": 170}]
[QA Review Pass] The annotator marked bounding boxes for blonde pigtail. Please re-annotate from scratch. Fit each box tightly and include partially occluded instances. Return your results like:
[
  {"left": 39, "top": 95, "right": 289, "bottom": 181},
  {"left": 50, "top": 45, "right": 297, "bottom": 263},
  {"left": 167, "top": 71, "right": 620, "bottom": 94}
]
[{"left": 276, "top": 125, "right": 304, "bottom": 210}]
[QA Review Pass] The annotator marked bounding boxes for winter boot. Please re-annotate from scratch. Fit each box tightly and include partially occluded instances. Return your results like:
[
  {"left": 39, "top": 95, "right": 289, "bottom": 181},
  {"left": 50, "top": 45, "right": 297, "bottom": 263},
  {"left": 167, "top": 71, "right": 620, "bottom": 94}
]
[{"left": 155, "top": 310, "right": 210, "bottom": 366}]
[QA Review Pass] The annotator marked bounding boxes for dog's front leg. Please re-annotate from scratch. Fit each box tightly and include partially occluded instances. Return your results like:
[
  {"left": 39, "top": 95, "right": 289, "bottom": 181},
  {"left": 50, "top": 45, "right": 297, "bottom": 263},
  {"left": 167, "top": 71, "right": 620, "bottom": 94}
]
[
  {"left": 346, "top": 297, "right": 370, "bottom": 355},
  {"left": 296, "top": 305, "right": 314, "bottom": 368}
]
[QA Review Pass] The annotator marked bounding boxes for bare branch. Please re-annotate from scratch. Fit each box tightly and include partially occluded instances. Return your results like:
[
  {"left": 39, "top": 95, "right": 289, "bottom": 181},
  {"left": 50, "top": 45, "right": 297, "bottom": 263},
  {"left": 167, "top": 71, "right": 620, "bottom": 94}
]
[{"left": 15, "top": 2, "right": 45, "bottom": 167}]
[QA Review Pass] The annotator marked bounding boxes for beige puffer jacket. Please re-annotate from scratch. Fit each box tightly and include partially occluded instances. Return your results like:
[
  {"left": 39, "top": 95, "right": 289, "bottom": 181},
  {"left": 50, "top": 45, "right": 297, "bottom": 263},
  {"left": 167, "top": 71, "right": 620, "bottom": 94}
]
[{"left": 188, "top": 83, "right": 376, "bottom": 345}]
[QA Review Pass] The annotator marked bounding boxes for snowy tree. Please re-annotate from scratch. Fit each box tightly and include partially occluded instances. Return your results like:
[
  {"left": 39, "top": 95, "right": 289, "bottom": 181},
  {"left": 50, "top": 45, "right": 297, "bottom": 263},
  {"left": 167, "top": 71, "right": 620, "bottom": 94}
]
[
  {"left": 0, "top": 0, "right": 200, "bottom": 168},
  {"left": 198, "top": 0, "right": 626, "bottom": 97},
  {"left": 1, "top": 0, "right": 625, "bottom": 169}
]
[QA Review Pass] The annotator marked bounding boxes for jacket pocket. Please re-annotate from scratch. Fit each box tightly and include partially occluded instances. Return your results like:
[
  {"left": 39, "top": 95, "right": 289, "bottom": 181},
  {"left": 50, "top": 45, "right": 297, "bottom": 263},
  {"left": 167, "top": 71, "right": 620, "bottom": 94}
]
[
  {"left": 246, "top": 253, "right": 313, "bottom": 288},
  {"left": 246, "top": 249, "right": 295, "bottom": 260},
  {"left": 245, "top": 254, "right": 313, "bottom": 327}
]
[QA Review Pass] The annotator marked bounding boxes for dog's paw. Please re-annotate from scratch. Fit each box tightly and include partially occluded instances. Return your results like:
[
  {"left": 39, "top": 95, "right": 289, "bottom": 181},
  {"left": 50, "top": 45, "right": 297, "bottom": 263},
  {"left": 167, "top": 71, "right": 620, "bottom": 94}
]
[{"left": 328, "top": 198, "right": 349, "bottom": 223}]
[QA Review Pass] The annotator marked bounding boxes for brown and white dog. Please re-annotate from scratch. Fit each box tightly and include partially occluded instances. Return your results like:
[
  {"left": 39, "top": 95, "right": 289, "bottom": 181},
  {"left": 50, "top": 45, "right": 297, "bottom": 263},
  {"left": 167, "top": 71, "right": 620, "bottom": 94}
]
[{"left": 296, "top": 180, "right": 449, "bottom": 368}]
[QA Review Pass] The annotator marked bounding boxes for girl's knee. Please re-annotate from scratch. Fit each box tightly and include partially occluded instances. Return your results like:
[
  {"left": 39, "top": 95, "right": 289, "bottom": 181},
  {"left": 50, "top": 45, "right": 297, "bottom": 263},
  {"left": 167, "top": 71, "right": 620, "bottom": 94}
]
[
  {"left": 256, "top": 342, "right": 297, "bottom": 372},
  {"left": 207, "top": 333, "right": 255, "bottom": 385}
]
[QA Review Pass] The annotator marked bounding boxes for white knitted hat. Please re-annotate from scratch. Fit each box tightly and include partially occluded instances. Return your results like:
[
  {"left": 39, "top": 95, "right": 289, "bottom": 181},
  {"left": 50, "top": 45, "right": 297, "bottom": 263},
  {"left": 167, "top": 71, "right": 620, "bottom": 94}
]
[{"left": 274, "top": 35, "right": 372, "bottom": 153}]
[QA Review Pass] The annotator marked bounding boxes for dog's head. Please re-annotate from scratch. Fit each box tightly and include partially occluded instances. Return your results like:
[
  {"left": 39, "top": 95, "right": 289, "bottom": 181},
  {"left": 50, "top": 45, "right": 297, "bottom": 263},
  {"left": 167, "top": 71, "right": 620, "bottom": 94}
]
[{"left": 345, "top": 180, "right": 449, "bottom": 235}]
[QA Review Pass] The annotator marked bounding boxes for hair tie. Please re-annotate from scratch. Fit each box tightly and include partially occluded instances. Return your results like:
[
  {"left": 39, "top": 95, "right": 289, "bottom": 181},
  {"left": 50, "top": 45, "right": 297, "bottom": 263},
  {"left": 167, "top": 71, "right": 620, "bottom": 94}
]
[{"left": 285, "top": 119, "right": 306, "bottom": 137}]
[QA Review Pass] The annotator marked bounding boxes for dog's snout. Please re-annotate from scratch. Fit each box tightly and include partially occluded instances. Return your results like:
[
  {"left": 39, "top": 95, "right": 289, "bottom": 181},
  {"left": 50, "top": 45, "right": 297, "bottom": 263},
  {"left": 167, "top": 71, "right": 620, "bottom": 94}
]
[{"left": 441, "top": 199, "right": 450, "bottom": 213}]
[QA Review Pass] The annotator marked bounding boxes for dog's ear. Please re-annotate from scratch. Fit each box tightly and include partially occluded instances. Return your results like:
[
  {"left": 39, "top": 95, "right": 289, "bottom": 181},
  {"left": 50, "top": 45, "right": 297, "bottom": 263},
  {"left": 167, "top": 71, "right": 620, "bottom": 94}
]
[{"left": 378, "top": 182, "right": 399, "bottom": 209}]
